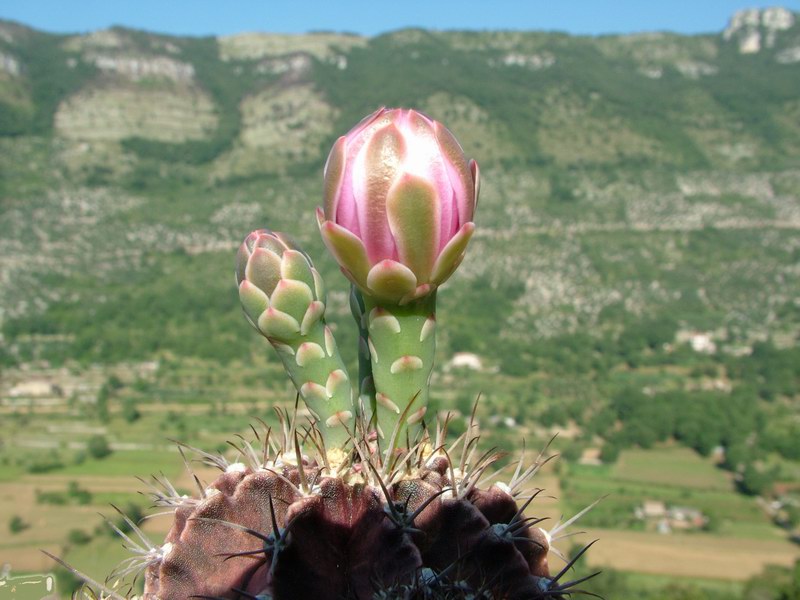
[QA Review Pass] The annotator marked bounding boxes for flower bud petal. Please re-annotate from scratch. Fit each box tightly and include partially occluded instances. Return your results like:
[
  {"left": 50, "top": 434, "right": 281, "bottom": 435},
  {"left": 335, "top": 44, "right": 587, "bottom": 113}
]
[
  {"left": 386, "top": 173, "right": 439, "bottom": 283},
  {"left": 270, "top": 279, "right": 314, "bottom": 322},
  {"left": 245, "top": 247, "right": 282, "bottom": 297},
  {"left": 349, "top": 106, "right": 388, "bottom": 139},
  {"left": 235, "top": 243, "right": 251, "bottom": 285},
  {"left": 430, "top": 222, "right": 475, "bottom": 286},
  {"left": 281, "top": 250, "right": 315, "bottom": 290},
  {"left": 366, "top": 259, "right": 417, "bottom": 303},
  {"left": 300, "top": 300, "right": 325, "bottom": 336},
  {"left": 239, "top": 280, "right": 270, "bottom": 325},
  {"left": 311, "top": 268, "right": 326, "bottom": 303},
  {"left": 258, "top": 307, "right": 301, "bottom": 342},
  {"left": 254, "top": 233, "right": 288, "bottom": 256},
  {"left": 318, "top": 215, "right": 371, "bottom": 290}
]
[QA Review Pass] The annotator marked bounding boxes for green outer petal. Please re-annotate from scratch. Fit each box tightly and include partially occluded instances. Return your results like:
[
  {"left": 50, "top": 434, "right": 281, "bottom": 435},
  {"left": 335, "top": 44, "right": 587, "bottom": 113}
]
[
  {"left": 239, "top": 280, "right": 270, "bottom": 324},
  {"left": 280, "top": 250, "right": 315, "bottom": 290},
  {"left": 245, "top": 247, "right": 282, "bottom": 297},
  {"left": 273, "top": 232, "right": 301, "bottom": 253},
  {"left": 311, "top": 268, "right": 326, "bottom": 302},
  {"left": 255, "top": 234, "right": 289, "bottom": 256},
  {"left": 366, "top": 260, "right": 417, "bottom": 303},
  {"left": 258, "top": 308, "right": 300, "bottom": 342},
  {"left": 386, "top": 174, "right": 439, "bottom": 283},
  {"left": 318, "top": 215, "right": 371, "bottom": 290},
  {"left": 399, "top": 284, "right": 434, "bottom": 306},
  {"left": 270, "top": 279, "right": 314, "bottom": 322},
  {"left": 235, "top": 244, "right": 250, "bottom": 284},
  {"left": 430, "top": 222, "right": 475, "bottom": 286},
  {"left": 300, "top": 300, "right": 325, "bottom": 336}
]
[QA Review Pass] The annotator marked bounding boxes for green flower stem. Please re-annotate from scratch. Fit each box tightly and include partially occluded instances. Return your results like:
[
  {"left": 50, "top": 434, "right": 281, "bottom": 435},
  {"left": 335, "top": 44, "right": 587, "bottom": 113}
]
[
  {"left": 362, "top": 292, "right": 437, "bottom": 453},
  {"left": 269, "top": 319, "right": 354, "bottom": 450},
  {"left": 350, "top": 286, "right": 376, "bottom": 417}
]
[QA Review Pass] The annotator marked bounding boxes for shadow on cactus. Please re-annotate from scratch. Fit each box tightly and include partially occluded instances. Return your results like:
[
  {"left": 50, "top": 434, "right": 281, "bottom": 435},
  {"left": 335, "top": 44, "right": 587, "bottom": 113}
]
[{"left": 48, "top": 108, "right": 601, "bottom": 599}]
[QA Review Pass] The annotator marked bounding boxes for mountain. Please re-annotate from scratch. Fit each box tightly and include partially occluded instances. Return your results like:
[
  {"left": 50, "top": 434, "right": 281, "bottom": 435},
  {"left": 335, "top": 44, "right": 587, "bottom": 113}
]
[
  {"left": 0, "top": 7, "right": 799, "bottom": 371},
  {"left": 3, "top": 16, "right": 800, "bottom": 593}
]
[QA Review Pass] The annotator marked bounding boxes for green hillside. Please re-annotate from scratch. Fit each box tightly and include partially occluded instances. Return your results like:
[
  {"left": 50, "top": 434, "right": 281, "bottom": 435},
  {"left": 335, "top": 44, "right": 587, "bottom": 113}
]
[{"left": 0, "top": 10, "right": 800, "bottom": 596}]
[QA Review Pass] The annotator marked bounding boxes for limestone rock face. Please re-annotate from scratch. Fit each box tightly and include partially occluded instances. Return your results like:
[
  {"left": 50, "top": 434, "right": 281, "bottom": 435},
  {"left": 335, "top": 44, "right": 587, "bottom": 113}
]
[
  {"left": 491, "top": 52, "right": 555, "bottom": 70},
  {"left": 0, "top": 23, "right": 17, "bottom": 44},
  {"left": 422, "top": 92, "right": 518, "bottom": 163},
  {"left": 239, "top": 84, "right": 336, "bottom": 151},
  {"left": 212, "top": 84, "right": 337, "bottom": 177},
  {"left": 762, "top": 7, "right": 796, "bottom": 30},
  {"left": 0, "top": 48, "right": 31, "bottom": 113},
  {"left": 674, "top": 60, "right": 718, "bottom": 79},
  {"left": 54, "top": 84, "right": 218, "bottom": 142},
  {"left": 63, "top": 29, "right": 129, "bottom": 52},
  {"left": 254, "top": 53, "right": 312, "bottom": 77},
  {"left": 777, "top": 46, "right": 800, "bottom": 63},
  {"left": 87, "top": 54, "right": 196, "bottom": 83},
  {"left": 536, "top": 92, "right": 662, "bottom": 166},
  {"left": 54, "top": 27, "right": 216, "bottom": 142},
  {"left": 0, "top": 51, "right": 21, "bottom": 77},
  {"left": 723, "top": 7, "right": 796, "bottom": 54},
  {"left": 218, "top": 32, "right": 366, "bottom": 61}
]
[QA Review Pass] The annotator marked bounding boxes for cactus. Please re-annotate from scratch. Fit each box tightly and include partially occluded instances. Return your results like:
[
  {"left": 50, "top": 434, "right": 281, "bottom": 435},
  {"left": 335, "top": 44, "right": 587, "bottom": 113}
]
[
  {"left": 130, "top": 415, "right": 597, "bottom": 600},
  {"left": 51, "top": 108, "right": 599, "bottom": 599}
]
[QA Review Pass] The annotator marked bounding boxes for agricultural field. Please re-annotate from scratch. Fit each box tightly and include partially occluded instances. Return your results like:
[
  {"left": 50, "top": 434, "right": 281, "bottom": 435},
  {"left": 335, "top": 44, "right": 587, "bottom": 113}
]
[
  {"left": 1, "top": 378, "right": 798, "bottom": 597},
  {"left": 564, "top": 447, "right": 800, "bottom": 580}
]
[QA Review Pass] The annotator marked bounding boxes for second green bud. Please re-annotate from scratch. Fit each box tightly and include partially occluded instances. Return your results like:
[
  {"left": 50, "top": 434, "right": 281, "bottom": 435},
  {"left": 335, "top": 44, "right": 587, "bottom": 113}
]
[{"left": 236, "top": 229, "right": 354, "bottom": 449}]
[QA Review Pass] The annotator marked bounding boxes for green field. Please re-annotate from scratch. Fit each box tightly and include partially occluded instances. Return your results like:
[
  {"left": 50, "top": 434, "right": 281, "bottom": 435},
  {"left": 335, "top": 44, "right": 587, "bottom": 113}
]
[
  {"left": 563, "top": 447, "right": 779, "bottom": 538},
  {"left": 614, "top": 446, "right": 732, "bottom": 491}
]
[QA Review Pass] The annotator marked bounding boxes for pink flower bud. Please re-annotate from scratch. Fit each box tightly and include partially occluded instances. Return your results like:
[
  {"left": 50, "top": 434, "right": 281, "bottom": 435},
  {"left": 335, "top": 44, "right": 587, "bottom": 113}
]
[{"left": 318, "top": 108, "right": 479, "bottom": 304}]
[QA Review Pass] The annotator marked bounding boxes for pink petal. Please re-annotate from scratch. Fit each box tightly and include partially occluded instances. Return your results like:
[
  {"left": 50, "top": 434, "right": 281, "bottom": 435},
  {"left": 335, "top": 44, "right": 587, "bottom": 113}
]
[
  {"left": 323, "top": 136, "right": 347, "bottom": 222},
  {"left": 354, "top": 124, "right": 405, "bottom": 263},
  {"left": 434, "top": 121, "right": 474, "bottom": 231}
]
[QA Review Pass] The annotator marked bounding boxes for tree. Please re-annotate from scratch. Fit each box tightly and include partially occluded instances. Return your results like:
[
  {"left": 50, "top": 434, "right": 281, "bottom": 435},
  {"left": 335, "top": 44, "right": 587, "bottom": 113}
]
[
  {"left": 600, "top": 440, "right": 621, "bottom": 464},
  {"left": 95, "top": 384, "right": 110, "bottom": 423},
  {"left": 721, "top": 443, "right": 748, "bottom": 472},
  {"left": 87, "top": 435, "right": 112, "bottom": 460},
  {"left": 739, "top": 463, "right": 775, "bottom": 496},
  {"left": 67, "top": 528, "right": 92, "bottom": 546},
  {"left": 539, "top": 404, "right": 569, "bottom": 428},
  {"left": 9, "top": 515, "right": 28, "bottom": 534},
  {"left": 122, "top": 399, "right": 141, "bottom": 423}
]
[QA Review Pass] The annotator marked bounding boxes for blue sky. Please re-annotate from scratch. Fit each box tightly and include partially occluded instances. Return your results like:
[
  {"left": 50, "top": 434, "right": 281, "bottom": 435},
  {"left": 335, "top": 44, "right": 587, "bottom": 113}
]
[{"left": 2, "top": 1, "right": 799, "bottom": 37}]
